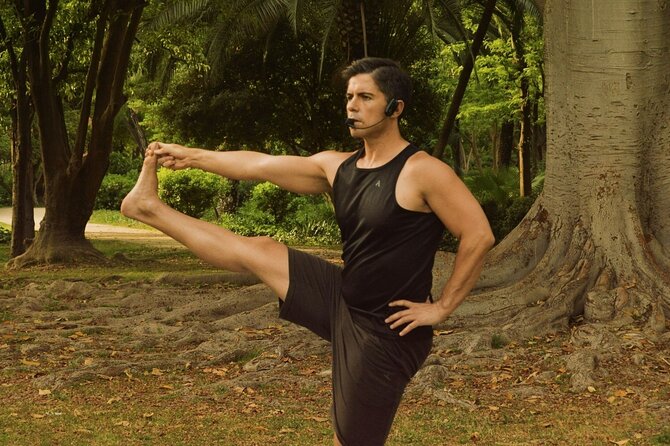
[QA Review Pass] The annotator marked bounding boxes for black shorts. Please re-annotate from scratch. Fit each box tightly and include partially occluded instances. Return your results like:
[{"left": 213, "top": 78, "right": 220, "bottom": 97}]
[{"left": 279, "top": 248, "right": 432, "bottom": 446}]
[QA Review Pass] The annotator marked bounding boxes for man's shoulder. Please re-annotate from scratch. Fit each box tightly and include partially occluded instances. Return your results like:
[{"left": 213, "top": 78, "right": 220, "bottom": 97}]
[
  {"left": 405, "top": 149, "right": 452, "bottom": 173},
  {"left": 404, "top": 149, "right": 458, "bottom": 193},
  {"left": 311, "top": 150, "right": 357, "bottom": 168}
]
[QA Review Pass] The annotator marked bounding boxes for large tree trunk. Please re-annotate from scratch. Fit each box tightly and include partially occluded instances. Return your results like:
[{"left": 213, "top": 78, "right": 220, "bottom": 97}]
[
  {"left": 8, "top": 0, "right": 144, "bottom": 267},
  {"left": 439, "top": 0, "right": 670, "bottom": 342}
]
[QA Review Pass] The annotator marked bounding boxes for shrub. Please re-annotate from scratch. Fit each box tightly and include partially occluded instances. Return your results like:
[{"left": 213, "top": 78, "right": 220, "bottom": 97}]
[
  {"left": 219, "top": 192, "right": 341, "bottom": 246},
  {"left": 286, "top": 195, "right": 340, "bottom": 245},
  {"left": 108, "top": 151, "right": 139, "bottom": 175},
  {"left": 0, "top": 164, "right": 11, "bottom": 206},
  {"left": 247, "top": 182, "right": 294, "bottom": 223},
  {"left": 95, "top": 174, "right": 137, "bottom": 210},
  {"left": 157, "top": 168, "right": 230, "bottom": 218},
  {"left": 0, "top": 226, "right": 10, "bottom": 243}
]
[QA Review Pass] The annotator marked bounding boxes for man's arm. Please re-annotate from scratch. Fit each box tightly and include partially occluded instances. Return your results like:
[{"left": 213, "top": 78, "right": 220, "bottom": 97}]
[
  {"left": 386, "top": 155, "right": 495, "bottom": 336},
  {"left": 150, "top": 141, "right": 351, "bottom": 195}
]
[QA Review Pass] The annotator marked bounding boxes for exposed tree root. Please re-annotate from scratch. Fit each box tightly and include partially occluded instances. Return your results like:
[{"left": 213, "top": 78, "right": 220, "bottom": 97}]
[
  {"left": 7, "top": 235, "right": 107, "bottom": 269},
  {"left": 438, "top": 215, "right": 669, "bottom": 344},
  {"left": 476, "top": 198, "right": 552, "bottom": 289}
]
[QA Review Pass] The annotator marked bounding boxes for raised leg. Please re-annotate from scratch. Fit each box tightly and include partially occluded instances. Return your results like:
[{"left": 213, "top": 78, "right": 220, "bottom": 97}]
[{"left": 121, "top": 150, "right": 290, "bottom": 299}]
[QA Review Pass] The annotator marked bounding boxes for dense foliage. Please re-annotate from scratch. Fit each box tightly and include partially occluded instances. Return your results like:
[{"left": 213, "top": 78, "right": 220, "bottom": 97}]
[{"left": 1, "top": 0, "right": 546, "bottom": 251}]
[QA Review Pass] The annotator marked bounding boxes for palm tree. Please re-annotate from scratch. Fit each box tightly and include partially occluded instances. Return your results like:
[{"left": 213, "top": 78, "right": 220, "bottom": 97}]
[{"left": 146, "top": 0, "right": 469, "bottom": 81}]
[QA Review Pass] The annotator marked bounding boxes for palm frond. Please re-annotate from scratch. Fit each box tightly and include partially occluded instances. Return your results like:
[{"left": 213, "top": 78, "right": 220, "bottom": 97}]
[
  {"left": 144, "top": 0, "right": 211, "bottom": 31},
  {"left": 434, "top": 0, "right": 469, "bottom": 42},
  {"left": 285, "top": 0, "right": 308, "bottom": 34},
  {"left": 512, "top": 0, "right": 541, "bottom": 22},
  {"left": 317, "top": 1, "right": 341, "bottom": 81}
]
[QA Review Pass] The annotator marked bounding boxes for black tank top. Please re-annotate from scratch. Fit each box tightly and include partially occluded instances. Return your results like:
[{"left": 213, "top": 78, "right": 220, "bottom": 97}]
[{"left": 332, "top": 144, "right": 445, "bottom": 338}]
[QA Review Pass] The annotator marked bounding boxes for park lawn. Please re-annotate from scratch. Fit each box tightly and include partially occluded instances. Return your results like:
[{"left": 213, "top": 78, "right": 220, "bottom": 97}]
[
  {"left": 0, "top": 361, "right": 668, "bottom": 446},
  {"left": 0, "top": 223, "right": 669, "bottom": 445}
]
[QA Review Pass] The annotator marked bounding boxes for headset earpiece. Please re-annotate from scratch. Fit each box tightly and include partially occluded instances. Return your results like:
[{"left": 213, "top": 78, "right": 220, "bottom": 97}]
[{"left": 384, "top": 98, "right": 398, "bottom": 117}]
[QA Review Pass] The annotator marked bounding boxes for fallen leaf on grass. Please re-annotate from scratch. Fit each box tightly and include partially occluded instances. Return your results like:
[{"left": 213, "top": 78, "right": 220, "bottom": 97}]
[
  {"left": 69, "top": 331, "right": 87, "bottom": 339},
  {"left": 114, "top": 421, "right": 130, "bottom": 427},
  {"left": 279, "top": 428, "right": 296, "bottom": 434},
  {"left": 150, "top": 368, "right": 163, "bottom": 376},
  {"left": 307, "top": 416, "right": 329, "bottom": 423},
  {"left": 143, "top": 413, "right": 154, "bottom": 419},
  {"left": 31, "top": 414, "right": 45, "bottom": 419},
  {"left": 107, "top": 397, "right": 121, "bottom": 404},
  {"left": 38, "top": 389, "right": 51, "bottom": 396},
  {"left": 203, "top": 367, "right": 228, "bottom": 377},
  {"left": 610, "top": 440, "right": 630, "bottom": 445},
  {"left": 83, "top": 358, "right": 94, "bottom": 366},
  {"left": 159, "top": 384, "right": 174, "bottom": 390},
  {"left": 0, "top": 343, "right": 9, "bottom": 350},
  {"left": 613, "top": 389, "right": 632, "bottom": 397},
  {"left": 20, "top": 359, "right": 40, "bottom": 367},
  {"left": 587, "top": 386, "right": 596, "bottom": 393}
]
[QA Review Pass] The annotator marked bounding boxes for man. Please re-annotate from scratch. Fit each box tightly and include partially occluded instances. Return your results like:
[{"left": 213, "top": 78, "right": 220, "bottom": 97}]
[{"left": 121, "top": 57, "right": 494, "bottom": 445}]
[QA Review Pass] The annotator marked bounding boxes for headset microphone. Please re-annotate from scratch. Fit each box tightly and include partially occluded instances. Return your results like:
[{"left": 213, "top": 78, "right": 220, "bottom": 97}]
[
  {"left": 344, "top": 117, "right": 386, "bottom": 129},
  {"left": 344, "top": 98, "right": 399, "bottom": 130}
]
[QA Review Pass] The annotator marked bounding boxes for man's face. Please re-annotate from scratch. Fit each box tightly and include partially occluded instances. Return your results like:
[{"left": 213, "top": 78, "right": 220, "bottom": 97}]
[{"left": 345, "top": 73, "right": 388, "bottom": 134}]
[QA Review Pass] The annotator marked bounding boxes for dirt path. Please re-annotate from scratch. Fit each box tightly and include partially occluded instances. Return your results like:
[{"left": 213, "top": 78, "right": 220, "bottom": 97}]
[{"left": 0, "top": 207, "right": 171, "bottom": 241}]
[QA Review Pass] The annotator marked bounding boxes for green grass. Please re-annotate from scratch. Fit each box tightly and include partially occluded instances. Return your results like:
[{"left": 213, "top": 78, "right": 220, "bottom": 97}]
[
  {"left": 89, "top": 210, "right": 155, "bottom": 230},
  {"left": 654, "top": 430, "right": 670, "bottom": 445},
  {"left": 1, "top": 237, "right": 217, "bottom": 286}
]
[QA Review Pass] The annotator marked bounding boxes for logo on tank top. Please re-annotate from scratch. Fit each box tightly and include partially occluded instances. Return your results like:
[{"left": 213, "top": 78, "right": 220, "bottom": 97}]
[{"left": 374, "top": 180, "right": 382, "bottom": 188}]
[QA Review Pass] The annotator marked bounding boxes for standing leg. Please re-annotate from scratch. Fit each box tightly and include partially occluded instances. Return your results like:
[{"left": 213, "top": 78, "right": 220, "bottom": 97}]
[{"left": 121, "top": 150, "right": 290, "bottom": 299}]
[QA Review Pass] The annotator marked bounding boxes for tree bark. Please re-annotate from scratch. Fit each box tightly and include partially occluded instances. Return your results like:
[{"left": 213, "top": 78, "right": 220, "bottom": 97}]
[
  {"left": 432, "top": 0, "right": 498, "bottom": 158},
  {"left": 1, "top": 16, "right": 35, "bottom": 257},
  {"left": 495, "top": 120, "right": 514, "bottom": 170},
  {"left": 440, "top": 0, "right": 670, "bottom": 341},
  {"left": 516, "top": 45, "right": 532, "bottom": 196},
  {"left": 9, "top": 59, "right": 35, "bottom": 257}
]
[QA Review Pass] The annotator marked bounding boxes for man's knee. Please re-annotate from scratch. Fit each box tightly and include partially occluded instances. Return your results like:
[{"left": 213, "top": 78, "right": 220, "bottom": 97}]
[
  {"left": 237, "top": 236, "right": 289, "bottom": 298},
  {"left": 246, "top": 236, "right": 284, "bottom": 256}
]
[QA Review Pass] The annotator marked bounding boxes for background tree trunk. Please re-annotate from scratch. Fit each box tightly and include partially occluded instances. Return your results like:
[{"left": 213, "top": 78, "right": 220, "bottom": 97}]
[
  {"left": 2, "top": 18, "right": 36, "bottom": 257},
  {"left": 439, "top": 0, "right": 670, "bottom": 342},
  {"left": 9, "top": 0, "right": 144, "bottom": 267},
  {"left": 9, "top": 65, "right": 35, "bottom": 257},
  {"left": 495, "top": 120, "right": 514, "bottom": 170}
]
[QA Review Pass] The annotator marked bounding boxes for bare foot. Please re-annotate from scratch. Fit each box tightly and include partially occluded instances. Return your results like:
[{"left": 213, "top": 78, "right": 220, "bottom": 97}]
[{"left": 120, "top": 150, "right": 162, "bottom": 221}]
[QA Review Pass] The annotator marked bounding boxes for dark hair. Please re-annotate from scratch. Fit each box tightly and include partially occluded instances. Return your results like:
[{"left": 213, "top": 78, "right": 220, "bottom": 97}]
[{"left": 341, "top": 57, "right": 412, "bottom": 117}]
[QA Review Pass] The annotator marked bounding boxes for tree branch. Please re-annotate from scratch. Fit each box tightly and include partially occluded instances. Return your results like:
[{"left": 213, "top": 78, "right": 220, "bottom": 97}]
[
  {"left": 53, "top": 23, "right": 83, "bottom": 85},
  {"left": 110, "top": 1, "right": 144, "bottom": 113},
  {"left": 72, "top": 0, "right": 110, "bottom": 165},
  {"left": 40, "top": 0, "right": 59, "bottom": 68}
]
